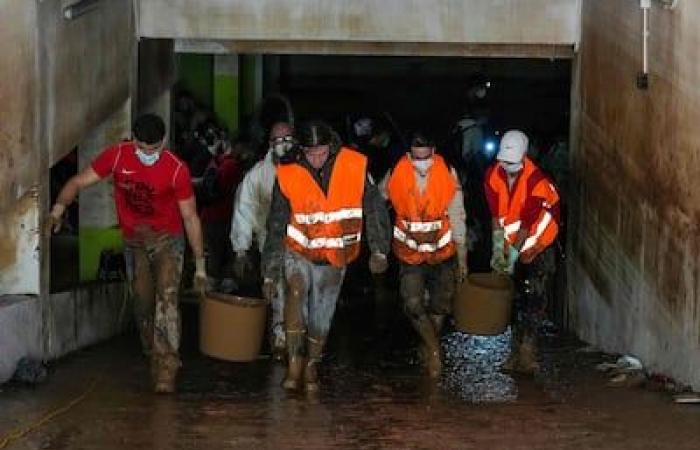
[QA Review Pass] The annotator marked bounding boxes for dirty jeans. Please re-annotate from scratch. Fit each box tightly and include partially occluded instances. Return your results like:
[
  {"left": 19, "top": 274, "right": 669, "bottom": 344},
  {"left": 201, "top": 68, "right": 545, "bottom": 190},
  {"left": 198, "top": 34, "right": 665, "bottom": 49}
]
[
  {"left": 124, "top": 234, "right": 185, "bottom": 364},
  {"left": 270, "top": 277, "right": 287, "bottom": 346},
  {"left": 399, "top": 258, "right": 456, "bottom": 320},
  {"left": 512, "top": 246, "right": 556, "bottom": 338},
  {"left": 284, "top": 251, "right": 346, "bottom": 353}
]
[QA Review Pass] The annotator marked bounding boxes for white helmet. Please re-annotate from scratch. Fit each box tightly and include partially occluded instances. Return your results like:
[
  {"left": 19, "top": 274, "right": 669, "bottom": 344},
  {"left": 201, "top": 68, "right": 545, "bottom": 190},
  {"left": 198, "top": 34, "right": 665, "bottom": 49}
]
[{"left": 497, "top": 130, "right": 528, "bottom": 163}]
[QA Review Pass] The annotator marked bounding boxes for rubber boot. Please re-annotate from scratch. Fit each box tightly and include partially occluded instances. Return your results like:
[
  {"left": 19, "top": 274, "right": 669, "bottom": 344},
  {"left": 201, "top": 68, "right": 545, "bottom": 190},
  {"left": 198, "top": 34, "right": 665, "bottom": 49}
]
[
  {"left": 304, "top": 336, "right": 325, "bottom": 393},
  {"left": 138, "top": 319, "right": 154, "bottom": 357},
  {"left": 282, "top": 329, "right": 306, "bottom": 391},
  {"left": 430, "top": 314, "right": 446, "bottom": 337},
  {"left": 516, "top": 334, "right": 540, "bottom": 375},
  {"left": 413, "top": 315, "right": 442, "bottom": 379},
  {"left": 502, "top": 331, "right": 522, "bottom": 372},
  {"left": 152, "top": 354, "right": 180, "bottom": 394}
]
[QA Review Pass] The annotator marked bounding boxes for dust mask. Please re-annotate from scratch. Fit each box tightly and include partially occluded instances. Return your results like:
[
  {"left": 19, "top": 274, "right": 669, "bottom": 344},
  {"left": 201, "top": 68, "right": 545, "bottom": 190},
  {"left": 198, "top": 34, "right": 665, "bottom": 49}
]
[
  {"left": 412, "top": 158, "right": 433, "bottom": 174},
  {"left": 500, "top": 161, "right": 523, "bottom": 174},
  {"left": 273, "top": 142, "right": 293, "bottom": 157},
  {"left": 135, "top": 147, "right": 161, "bottom": 167}
]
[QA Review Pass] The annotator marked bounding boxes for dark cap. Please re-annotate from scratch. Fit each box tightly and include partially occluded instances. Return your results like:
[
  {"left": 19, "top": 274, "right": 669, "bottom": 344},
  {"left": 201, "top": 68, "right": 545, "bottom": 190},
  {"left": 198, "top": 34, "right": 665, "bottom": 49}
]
[
  {"left": 297, "top": 120, "right": 333, "bottom": 148},
  {"left": 409, "top": 131, "right": 435, "bottom": 148}
]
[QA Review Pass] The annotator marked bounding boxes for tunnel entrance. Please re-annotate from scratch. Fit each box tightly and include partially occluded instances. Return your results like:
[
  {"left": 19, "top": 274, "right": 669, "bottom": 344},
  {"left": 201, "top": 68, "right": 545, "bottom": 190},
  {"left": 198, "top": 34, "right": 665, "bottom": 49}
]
[{"left": 170, "top": 52, "right": 572, "bottom": 332}]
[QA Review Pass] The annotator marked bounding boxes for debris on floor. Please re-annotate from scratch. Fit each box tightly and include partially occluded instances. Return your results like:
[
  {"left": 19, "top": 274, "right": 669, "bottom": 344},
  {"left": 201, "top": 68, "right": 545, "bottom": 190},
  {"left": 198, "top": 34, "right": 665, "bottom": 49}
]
[
  {"left": 441, "top": 329, "right": 518, "bottom": 403},
  {"left": 12, "top": 358, "right": 48, "bottom": 385},
  {"left": 596, "top": 355, "right": 646, "bottom": 388},
  {"left": 673, "top": 393, "right": 700, "bottom": 404}
]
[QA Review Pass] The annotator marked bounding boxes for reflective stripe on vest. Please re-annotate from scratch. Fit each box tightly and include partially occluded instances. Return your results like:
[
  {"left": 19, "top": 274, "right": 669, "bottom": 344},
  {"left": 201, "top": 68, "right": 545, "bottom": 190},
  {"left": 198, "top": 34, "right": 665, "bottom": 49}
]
[
  {"left": 521, "top": 211, "right": 552, "bottom": 253},
  {"left": 400, "top": 219, "right": 443, "bottom": 233},
  {"left": 393, "top": 227, "right": 453, "bottom": 253},
  {"left": 294, "top": 208, "right": 363, "bottom": 225},
  {"left": 287, "top": 224, "right": 362, "bottom": 250}
]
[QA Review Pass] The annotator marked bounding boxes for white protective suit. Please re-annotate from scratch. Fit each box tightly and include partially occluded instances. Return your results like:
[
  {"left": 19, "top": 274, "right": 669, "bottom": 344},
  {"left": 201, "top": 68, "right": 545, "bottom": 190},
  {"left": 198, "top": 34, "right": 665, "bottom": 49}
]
[
  {"left": 230, "top": 150, "right": 286, "bottom": 347},
  {"left": 231, "top": 151, "right": 277, "bottom": 254}
]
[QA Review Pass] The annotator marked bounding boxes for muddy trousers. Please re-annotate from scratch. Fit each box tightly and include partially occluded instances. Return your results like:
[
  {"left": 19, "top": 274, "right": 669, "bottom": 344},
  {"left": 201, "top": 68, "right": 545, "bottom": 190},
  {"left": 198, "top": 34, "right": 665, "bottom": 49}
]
[
  {"left": 399, "top": 258, "right": 456, "bottom": 373},
  {"left": 270, "top": 278, "right": 287, "bottom": 348},
  {"left": 283, "top": 251, "right": 346, "bottom": 361},
  {"left": 124, "top": 235, "right": 184, "bottom": 369},
  {"left": 512, "top": 247, "right": 556, "bottom": 340}
]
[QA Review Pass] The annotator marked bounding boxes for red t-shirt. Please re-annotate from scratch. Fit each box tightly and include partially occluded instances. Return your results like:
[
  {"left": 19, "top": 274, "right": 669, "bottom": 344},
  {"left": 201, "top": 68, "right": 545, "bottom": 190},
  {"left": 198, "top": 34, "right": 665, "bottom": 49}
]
[{"left": 91, "top": 142, "right": 194, "bottom": 239}]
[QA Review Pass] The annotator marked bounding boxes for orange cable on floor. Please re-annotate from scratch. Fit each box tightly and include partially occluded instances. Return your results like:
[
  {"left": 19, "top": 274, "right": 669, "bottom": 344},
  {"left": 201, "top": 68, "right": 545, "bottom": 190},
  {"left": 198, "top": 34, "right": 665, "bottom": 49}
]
[{"left": 0, "top": 378, "right": 97, "bottom": 449}]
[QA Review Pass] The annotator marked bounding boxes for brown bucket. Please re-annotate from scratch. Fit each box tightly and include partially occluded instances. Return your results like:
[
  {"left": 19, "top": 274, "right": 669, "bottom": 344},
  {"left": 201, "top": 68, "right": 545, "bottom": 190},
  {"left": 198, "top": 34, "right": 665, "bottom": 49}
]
[
  {"left": 453, "top": 273, "right": 514, "bottom": 336},
  {"left": 199, "top": 292, "right": 268, "bottom": 362}
]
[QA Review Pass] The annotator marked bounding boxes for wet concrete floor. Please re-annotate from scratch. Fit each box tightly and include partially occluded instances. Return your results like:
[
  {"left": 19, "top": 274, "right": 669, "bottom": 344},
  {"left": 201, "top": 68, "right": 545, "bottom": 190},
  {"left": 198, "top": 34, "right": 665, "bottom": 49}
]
[{"left": 1, "top": 301, "right": 699, "bottom": 450}]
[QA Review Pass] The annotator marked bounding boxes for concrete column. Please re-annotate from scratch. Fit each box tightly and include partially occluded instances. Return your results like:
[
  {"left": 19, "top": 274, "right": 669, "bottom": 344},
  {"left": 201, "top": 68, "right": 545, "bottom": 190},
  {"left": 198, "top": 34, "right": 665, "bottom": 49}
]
[
  {"left": 78, "top": 99, "right": 131, "bottom": 282},
  {"left": 214, "top": 54, "right": 240, "bottom": 133}
]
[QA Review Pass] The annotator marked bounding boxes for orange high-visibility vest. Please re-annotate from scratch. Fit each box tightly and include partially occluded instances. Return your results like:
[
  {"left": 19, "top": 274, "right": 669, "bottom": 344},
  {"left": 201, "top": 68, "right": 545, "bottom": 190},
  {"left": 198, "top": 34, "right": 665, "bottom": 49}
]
[
  {"left": 387, "top": 154, "right": 457, "bottom": 265},
  {"left": 484, "top": 157, "right": 559, "bottom": 261},
  {"left": 277, "top": 147, "right": 367, "bottom": 267}
]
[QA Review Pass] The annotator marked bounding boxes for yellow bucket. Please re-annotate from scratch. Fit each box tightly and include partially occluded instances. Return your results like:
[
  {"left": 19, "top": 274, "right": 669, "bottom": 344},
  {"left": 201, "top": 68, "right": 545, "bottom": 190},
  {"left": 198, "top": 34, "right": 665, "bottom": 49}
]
[
  {"left": 199, "top": 293, "right": 268, "bottom": 362},
  {"left": 454, "top": 273, "right": 514, "bottom": 335}
]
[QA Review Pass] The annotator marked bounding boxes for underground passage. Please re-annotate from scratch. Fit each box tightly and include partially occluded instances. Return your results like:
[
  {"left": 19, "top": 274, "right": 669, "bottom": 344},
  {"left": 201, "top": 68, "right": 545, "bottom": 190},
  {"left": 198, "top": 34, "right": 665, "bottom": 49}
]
[{"left": 2, "top": 1, "right": 700, "bottom": 449}]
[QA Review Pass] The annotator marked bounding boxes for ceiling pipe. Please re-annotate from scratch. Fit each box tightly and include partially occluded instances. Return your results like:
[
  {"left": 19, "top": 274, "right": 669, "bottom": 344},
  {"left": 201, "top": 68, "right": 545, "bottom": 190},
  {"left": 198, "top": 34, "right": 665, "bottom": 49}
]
[
  {"left": 63, "top": 0, "right": 102, "bottom": 20},
  {"left": 637, "top": 0, "right": 651, "bottom": 90}
]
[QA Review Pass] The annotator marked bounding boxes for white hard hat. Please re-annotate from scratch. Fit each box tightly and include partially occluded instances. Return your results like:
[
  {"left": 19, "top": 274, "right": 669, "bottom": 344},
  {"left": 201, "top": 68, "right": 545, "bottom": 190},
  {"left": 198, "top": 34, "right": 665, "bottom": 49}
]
[{"left": 497, "top": 130, "right": 529, "bottom": 163}]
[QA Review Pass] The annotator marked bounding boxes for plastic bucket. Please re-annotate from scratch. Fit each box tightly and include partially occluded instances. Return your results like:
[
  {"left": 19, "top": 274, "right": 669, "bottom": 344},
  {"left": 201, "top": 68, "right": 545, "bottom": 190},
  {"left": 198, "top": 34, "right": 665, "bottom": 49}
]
[
  {"left": 453, "top": 273, "right": 514, "bottom": 335},
  {"left": 199, "top": 292, "right": 268, "bottom": 362}
]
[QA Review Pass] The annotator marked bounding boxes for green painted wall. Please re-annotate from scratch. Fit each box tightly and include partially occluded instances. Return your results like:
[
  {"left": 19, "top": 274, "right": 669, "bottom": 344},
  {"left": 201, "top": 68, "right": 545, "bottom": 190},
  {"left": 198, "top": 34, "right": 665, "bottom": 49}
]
[
  {"left": 79, "top": 227, "right": 123, "bottom": 282},
  {"left": 176, "top": 53, "right": 213, "bottom": 108},
  {"left": 214, "top": 72, "right": 239, "bottom": 133}
]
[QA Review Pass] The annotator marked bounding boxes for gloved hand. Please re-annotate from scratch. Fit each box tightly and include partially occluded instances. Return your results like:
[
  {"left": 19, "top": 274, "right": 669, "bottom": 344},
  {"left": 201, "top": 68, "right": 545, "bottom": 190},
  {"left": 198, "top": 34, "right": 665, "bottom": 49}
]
[
  {"left": 233, "top": 251, "right": 254, "bottom": 280},
  {"left": 456, "top": 245, "right": 468, "bottom": 283},
  {"left": 193, "top": 257, "right": 208, "bottom": 297},
  {"left": 505, "top": 245, "right": 520, "bottom": 275},
  {"left": 490, "top": 228, "right": 507, "bottom": 271},
  {"left": 368, "top": 252, "right": 388, "bottom": 274},
  {"left": 46, "top": 204, "right": 66, "bottom": 235},
  {"left": 262, "top": 277, "right": 278, "bottom": 301}
]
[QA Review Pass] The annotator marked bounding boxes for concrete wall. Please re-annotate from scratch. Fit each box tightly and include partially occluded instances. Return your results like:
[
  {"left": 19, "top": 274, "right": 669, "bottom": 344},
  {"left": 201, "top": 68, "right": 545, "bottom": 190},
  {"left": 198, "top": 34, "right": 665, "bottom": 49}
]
[
  {"left": 571, "top": 0, "right": 700, "bottom": 389},
  {"left": 39, "top": 0, "right": 133, "bottom": 165},
  {"left": 0, "top": 1, "right": 41, "bottom": 295},
  {"left": 140, "top": 0, "right": 580, "bottom": 48}
]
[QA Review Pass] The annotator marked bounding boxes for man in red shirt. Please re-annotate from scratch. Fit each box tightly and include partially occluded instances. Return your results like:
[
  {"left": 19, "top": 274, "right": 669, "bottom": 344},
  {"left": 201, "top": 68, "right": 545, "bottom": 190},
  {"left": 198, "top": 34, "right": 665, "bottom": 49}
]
[{"left": 47, "top": 114, "right": 206, "bottom": 393}]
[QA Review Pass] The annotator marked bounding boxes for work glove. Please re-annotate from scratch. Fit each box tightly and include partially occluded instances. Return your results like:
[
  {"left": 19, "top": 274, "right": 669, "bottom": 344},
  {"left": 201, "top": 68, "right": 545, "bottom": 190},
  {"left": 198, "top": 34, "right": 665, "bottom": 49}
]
[
  {"left": 233, "top": 251, "right": 254, "bottom": 280},
  {"left": 45, "top": 204, "right": 66, "bottom": 235},
  {"left": 368, "top": 252, "right": 388, "bottom": 274},
  {"left": 456, "top": 245, "right": 468, "bottom": 284},
  {"left": 490, "top": 228, "right": 507, "bottom": 272},
  {"left": 262, "top": 277, "right": 278, "bottom": 302},
  {"left": 193, "top": 257, "right": 208, "bottom": 298},
  {"left": 505, "top": 245, "right": 520, "bottom": 275}
]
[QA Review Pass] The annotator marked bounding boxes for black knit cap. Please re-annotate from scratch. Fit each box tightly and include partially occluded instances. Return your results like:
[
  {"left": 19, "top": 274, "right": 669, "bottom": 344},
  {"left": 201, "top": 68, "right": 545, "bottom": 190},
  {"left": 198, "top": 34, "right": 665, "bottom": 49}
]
[
  {"left": 409, "top": 131, "right": 435, "bottom": 148},
  {"left": 297, "top": 120, "right": 333, "bottom": 148}
]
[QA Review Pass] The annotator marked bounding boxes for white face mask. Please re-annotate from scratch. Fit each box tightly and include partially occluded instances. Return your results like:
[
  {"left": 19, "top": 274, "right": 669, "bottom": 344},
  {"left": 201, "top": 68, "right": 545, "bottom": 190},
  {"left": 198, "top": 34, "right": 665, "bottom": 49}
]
[
  {"left": 273, "top": 142, "right": 293, "bottom": 157},
  {"left": 500, "top": 161, "right": 523, "bottom": 175},
  {"left": 135, "top": 143, "right": 163, "bottom": 167},
  {"left": 412, "top": 158, "right": 433, "bottom": 174},
  {"left": 271, "top": 136, "right": 295, "bottom": 157}
]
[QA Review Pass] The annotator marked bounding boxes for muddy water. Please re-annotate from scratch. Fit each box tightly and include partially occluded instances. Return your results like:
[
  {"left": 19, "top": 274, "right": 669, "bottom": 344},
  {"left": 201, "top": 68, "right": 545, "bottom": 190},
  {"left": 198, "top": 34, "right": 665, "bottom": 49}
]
[{"left": 1, "top": 302, "right": 699, "bottom": 449}]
